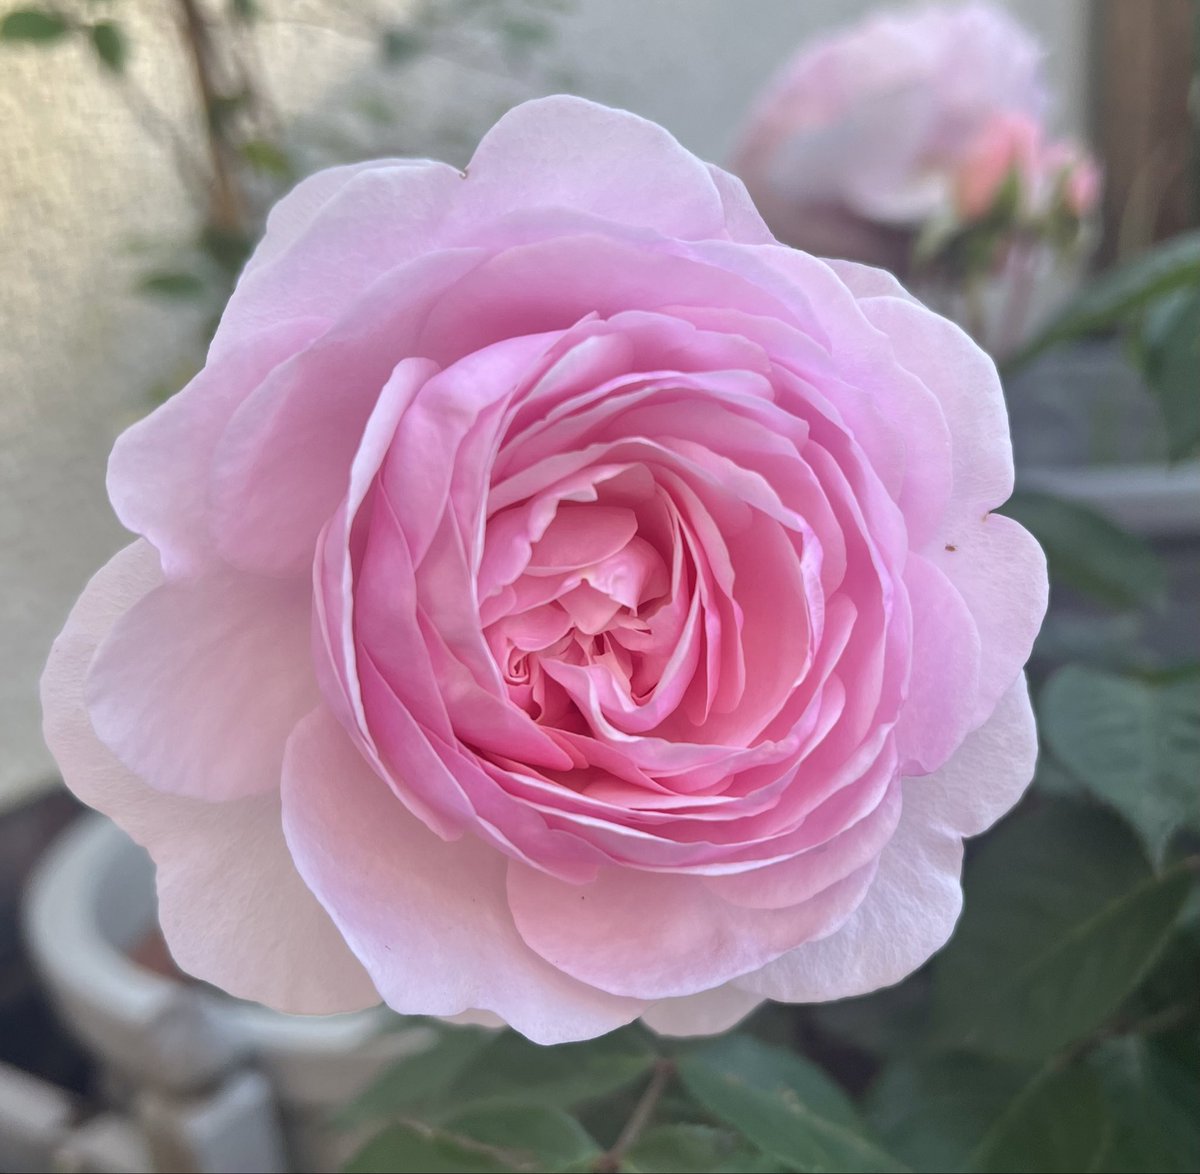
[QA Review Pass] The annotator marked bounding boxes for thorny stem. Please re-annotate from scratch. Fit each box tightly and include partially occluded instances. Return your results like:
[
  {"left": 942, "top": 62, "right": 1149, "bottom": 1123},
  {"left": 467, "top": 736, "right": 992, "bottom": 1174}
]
[{"left": 594, "top": 1059, "right": 675, "bottom": 1174}]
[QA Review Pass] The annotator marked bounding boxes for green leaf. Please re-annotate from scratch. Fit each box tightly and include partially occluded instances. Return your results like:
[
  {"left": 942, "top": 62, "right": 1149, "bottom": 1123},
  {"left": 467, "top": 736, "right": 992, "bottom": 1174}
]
[
  {"left": 198, "top": 225, "right": 253, "bottom": 274},
  {"left": 342, "top": 1123, "right": 516, "bottom": 1173},
  {"left": 1030, "top": 610, "right": 1145, "bottom": 672},
  {"left": 1041, "top": 665, "right": 1200, "bottom": 861},
  {"left": 381, "top": 27, "right": 424, "bottom": 65},
  {"left": 807, "top": 976, "right": 933, "bottom": 1059},
  {"left": 1089, "top": 1034, "right": 1200, "bottom": 1173},
  {"left": 240, "top": 138, "right": 292, "bottom": 178},
  {"left": 1009, "top": 229, "right": 1200, "bottom": 368},
  {"left": 448, "top": 1026, "right": 657, "bottom": 1110},
  {"left": 1143, "top": 286, "right": 1200, "bottom": 460},
  {"left": 136, "top": 270, "right": 208, "bottom": 299},
  {"left": 88, "top": 19, "right": 124, "bottom": 71},
  {"left": 867, "top": 1056, "right": 1031, "bottom": 1174},
  {"left": 624, "top": 1124, "right": 773, "bottom": 1173},
  {"left": 1121, "top": 925, "right": 1200, "bottom": 1023},
  {"left": 969, "top": 1066, "right": 1116, "bottom": 1173},
  {"left": 0, "top": 8, "right": 69, "bottom": 42},
  {"left": 335, "top": 1026, "right": 492, "bottom": 1125},
  {"left": 677, "top": 1035, "right": 909, "bottom": 1173},
  {"left": 932, "top": 801, "right": 1190, "bottom": 1061},
  {"left": 440, "top": 1104, "right": 599, "bottom": 1171},
  {"left": 1000, "top": 491, "right": 1165, "bottom": 610}
]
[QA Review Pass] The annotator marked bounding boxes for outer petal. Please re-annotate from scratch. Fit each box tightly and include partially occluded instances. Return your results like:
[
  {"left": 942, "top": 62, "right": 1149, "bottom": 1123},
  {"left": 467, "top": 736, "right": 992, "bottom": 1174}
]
[
  {"left": 707, "top": 165, "right": 777, "bottom": 244},
  {"left": 859, "top": 295, "right": 1013, "bottom": 524},
  {"left": 107, "top": 317, "right": 326, "bottom": 577},
  {"left": 506, "top": 856, "right": 879, "bottom": 1000},
  {"left": 642, "top": 983, "right": 763, "bottom": 1037},
  {"left": 451, "top": 96, "right": 730, "bottom": 242},
  {"left": 86, "top": 568, "right": 318, "bottom": 801},
  {"left": 40, "top": 541, "right": 378, "bottom": 1013},
  {"left": 931, "top": 513, "right": 1047, "bottom": 726},
  {"left": 738, "top": 676, "right": 1037, "bottom": 1002},
  {"left": 824, "top": 258, "right": 920, "bottom": 303},
  {"left": 214, "top": 160, "right": 462, "bottom": 355},
  {"left": 281, "top": 706, "right": 646, "bottom": 1045}
]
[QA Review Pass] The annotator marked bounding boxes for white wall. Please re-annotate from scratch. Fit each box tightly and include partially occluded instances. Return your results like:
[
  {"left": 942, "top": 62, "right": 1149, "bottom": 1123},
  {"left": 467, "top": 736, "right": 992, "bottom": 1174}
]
[
  {"left": 0, "top": 0, "right": 1092, "bottom": 808},
  {"left": 550, "top": 0, "right": 1090, "bottom": 162}
]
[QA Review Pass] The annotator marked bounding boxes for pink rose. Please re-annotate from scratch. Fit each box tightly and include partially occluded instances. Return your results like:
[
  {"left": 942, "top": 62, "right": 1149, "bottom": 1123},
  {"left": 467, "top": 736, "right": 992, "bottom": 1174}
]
[
  {"left": 732, "top": 2, "right": 1047, "bottom": 263},
  {"left": 43, "top": 97, "right": 1046, "bottom": 1044}
]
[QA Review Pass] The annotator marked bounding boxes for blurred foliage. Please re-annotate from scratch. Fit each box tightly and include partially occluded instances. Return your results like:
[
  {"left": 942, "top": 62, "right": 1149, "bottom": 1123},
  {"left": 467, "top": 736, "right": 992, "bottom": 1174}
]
[
  {"left": 1, "top": 0, "right": 566, "bottom": 399},
  {"left": 1009, "top": 229, "right": 1200, "bottom": 460}
]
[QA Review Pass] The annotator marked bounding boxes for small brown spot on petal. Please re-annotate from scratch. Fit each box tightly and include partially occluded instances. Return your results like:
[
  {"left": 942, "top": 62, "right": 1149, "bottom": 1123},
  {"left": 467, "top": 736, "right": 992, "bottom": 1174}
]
[{"left": 945, "top": 543, "right": 957, "bottom": 552}]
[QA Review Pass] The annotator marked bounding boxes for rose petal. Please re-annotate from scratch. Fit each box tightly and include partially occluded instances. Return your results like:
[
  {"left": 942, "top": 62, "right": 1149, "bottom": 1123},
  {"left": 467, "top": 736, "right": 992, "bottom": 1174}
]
[
  {"left": 41, "top": 541, "right": 378, "bottom": 1013},
  {"left": 107, "top": 318, "right": 325, "bottom": 577},
  {"left": 451, "top": 96, "right": 729, "bottom": 242},
  {"left": 281, "top": 705, "right": 645, "bottom": 1044},
  {"left": 738, "top": 676, "right": 1036, "bottom": 1001},
  {"left": 642, "top": 982, "right": 763, "bottom": 1036},
  {"left": 87, "top": 566, "right": 317, "bottom": 801}
]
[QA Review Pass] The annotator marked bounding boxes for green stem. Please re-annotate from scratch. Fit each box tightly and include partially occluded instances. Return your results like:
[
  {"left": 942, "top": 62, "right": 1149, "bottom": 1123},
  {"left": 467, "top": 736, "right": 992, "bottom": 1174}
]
[{"left": 594, "top": 1059, "right": 675, "bottom": 1173}]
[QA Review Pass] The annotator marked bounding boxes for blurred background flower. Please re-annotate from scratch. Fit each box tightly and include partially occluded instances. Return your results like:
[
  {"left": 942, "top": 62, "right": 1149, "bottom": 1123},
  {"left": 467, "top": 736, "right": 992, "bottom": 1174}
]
[{"left": 731, "top": 1, "right": 1103, "bottom": 353}]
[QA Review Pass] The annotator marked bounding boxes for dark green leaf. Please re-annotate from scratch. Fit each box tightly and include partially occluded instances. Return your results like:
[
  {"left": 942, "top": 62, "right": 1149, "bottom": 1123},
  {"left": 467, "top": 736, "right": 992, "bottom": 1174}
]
[
  {"left": 198, "top": 225, "right": 252, "bottom": 274},
  {"left": 867, "top": 1056, "right": 1030, "bottom": 1174},
  {"left": 381, "top": 27, "right": 423, "bottom": 65},
  {"left": 136, "top": 270, "right": 208, "bottom": 299},
  {"left": 1009, "top": 230, "right": 1200, "bottom": 368},
  {"left": 970, "top": 1066, "right": 1115, "bottom": 1173},
  {"left": 1041, "top": 665, "right": 1200, "bottom": 861},
  {"left": 0, "top": 8, "right": 69, "bottom": 42},
  {"left": 1143, "top": 286, "right": 1200, "bottom": 460},
  {"left": 343, "top": 1122, "right": 516, "bottom": 1173},
  {"left": 677, "top": 1035, "right": 909, "bottom": 1173},
  {"left": 624, "top": 1124, "right": 771, "bottom": 1173},
  {"left": 1001, "top": 490, "right": 1165, "bottom": 610},
  {"left": 441, "top": 1104, "right": 599, "bottom": 1171},
  {"left": 239, "top": 138, "right": 292, "bottom": 178},
  {"left": 1089, "top": 1034, "right": 1200, "bottom": 1173},
  {"left": 335, "top": 1026, "right": 492, "bottom": 1125},
  {"left": 1030, "top": 610, "right": 1145, "bottom": 672},
  {"left": 448, "top": 1027, "right": 657, "bottom": 1110},
  {"left": 88, "top": 19, "right": 124, "bottom": 71},
  {"left": 932, "top": 801, "right": 1190, "bottom": 1061},
  {"left": 807, "top": 977, "right": 933, "bottom": 1059},
  {"left": 1121, "top": 925, "right": 1200, "bottom": 1023}
]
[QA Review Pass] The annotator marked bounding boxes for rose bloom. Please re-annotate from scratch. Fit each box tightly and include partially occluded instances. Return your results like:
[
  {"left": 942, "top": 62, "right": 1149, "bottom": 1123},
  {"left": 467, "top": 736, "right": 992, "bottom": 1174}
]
[
  {"left": 732, "top": 1, "right": 1048, "bottom": 267},
  {"left": 43, "top": 97, "right": 1046, "bottom": 1044}
]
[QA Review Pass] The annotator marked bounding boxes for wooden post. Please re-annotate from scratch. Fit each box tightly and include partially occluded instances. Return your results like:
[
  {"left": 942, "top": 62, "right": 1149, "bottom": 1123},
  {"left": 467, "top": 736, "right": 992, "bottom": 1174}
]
[{"left": 1093, "top": 0, "right": 1199, "bottom": 263}]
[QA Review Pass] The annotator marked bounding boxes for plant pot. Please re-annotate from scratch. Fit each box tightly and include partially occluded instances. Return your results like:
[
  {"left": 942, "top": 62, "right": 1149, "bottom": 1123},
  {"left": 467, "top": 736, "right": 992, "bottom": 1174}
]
[{"left": 22, "top": 813, "right": 435, "bottom": 1173}]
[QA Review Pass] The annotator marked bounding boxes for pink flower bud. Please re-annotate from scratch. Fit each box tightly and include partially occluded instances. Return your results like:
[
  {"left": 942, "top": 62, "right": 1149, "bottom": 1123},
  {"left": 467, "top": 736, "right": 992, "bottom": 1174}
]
[{"left": 954, "top": 111, "right": 1041, "bottom": 221}]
